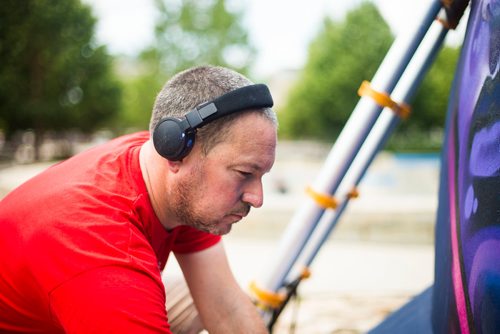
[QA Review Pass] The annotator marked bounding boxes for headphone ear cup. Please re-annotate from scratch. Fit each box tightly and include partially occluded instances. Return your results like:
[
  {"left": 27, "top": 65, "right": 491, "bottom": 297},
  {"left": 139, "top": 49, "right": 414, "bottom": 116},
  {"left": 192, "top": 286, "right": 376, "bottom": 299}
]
[
  {"left": 153, "top": 118, "right": 195, "bottom": 161},
  {"left": 173, "top": 130, "right": 195, "bottom": 161}
]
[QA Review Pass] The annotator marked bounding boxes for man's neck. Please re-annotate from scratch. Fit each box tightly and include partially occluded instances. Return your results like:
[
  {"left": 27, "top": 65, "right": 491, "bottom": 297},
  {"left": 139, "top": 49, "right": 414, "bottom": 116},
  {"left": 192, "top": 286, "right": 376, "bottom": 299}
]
[{"left": 139, "top": 140, "right": 178, "bottom": 231}]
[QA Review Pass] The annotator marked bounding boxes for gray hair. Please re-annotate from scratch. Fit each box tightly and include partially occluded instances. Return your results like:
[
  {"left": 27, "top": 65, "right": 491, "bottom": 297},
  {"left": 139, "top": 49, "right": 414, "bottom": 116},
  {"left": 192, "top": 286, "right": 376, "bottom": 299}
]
[{"left": 150, "top": 65, "right": 277, "bottom": 155}]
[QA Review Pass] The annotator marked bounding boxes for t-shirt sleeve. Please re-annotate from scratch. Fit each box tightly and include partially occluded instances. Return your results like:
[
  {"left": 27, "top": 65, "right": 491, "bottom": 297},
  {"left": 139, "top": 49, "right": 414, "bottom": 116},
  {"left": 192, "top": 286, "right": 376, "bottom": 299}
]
[
  {"left": 171, "top": 226, "right": 221, "bottom": 254},
  {"left": 49, "top": 265, "right": 172, "bottom": 334}
]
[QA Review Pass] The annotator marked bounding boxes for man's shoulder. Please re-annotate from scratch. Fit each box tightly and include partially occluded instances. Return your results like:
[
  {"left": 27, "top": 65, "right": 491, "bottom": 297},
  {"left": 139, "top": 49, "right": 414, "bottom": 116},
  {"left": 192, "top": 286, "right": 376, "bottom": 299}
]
[
  {"left": 92, "top": 131, "right": 149, "bottom": 154},
  {"left": 111, "top": 131, "right": 150, "bottom": 146}
]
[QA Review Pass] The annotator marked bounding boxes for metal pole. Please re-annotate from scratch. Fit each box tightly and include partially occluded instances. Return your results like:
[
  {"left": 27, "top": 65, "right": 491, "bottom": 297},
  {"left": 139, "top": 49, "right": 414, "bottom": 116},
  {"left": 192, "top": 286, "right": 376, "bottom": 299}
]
[
  {"left": 290, "top": 18, "right": 449, "bottom": 281},
  {"left": 256, "top": 0, "right": 443, "bottom": 298}
]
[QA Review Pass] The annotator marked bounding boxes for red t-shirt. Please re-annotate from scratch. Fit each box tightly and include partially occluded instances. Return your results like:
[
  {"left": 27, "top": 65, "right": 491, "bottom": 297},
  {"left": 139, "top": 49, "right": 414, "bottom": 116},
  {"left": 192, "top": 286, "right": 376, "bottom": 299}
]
[{"left": 0, "top": 132, "right": 221, "bottom": 333}]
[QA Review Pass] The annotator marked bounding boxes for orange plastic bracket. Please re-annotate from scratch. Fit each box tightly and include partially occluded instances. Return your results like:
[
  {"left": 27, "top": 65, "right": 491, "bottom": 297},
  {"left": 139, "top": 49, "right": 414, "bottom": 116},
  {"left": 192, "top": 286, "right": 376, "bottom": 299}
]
[
  {"left": 300, "top": 267, "right": 312, "bottom": 280},
  {"left": 249, "top": 281, "right": 286, "bottom": 309},
  {"left": 306, "top": 186, "right": 360, "bottom": 209},
  {"left": 306, "top": 186, "right": 338, "bottom": 209},
  {"left": 358, "top": 80, "right": 411, "bottom": 119},
  {"left": 348, "top": 187, "right": 360, "bottom": 199}
]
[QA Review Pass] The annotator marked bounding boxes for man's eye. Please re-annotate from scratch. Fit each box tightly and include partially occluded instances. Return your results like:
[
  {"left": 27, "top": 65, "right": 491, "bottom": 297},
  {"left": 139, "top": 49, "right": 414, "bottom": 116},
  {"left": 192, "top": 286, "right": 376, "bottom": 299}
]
[{"left": 237, "top": 170, "right": 252, "bottom": 177}]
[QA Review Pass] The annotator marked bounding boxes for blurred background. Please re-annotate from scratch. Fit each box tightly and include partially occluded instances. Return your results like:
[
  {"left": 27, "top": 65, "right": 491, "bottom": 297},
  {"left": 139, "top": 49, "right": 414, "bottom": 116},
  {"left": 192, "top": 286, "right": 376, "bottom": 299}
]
[
  {"left": 0, "top": 0, "right": 469, "bottom": 332},
  {"left": 0, "top": 0, "right": 468, "bottom": 164}
]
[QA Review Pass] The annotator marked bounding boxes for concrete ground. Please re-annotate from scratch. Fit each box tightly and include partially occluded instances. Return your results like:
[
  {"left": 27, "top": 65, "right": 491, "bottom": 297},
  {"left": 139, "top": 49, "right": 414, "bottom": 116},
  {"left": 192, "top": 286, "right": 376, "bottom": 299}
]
[{"left": 0, "top": 141, "right": 440, "bottom": 333}]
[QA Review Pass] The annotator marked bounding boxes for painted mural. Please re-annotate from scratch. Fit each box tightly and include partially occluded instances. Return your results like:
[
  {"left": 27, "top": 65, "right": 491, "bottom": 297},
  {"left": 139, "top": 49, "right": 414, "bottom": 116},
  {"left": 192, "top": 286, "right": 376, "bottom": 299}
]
[{"left": 432, "top": 0, "right": 500, "bottom": 333}]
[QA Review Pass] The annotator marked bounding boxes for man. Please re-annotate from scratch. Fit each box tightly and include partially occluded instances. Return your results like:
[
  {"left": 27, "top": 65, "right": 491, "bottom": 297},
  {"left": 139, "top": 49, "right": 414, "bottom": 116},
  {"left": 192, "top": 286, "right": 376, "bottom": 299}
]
[{"left": 0, "top": 65, "right": 277, "bottom": 333}]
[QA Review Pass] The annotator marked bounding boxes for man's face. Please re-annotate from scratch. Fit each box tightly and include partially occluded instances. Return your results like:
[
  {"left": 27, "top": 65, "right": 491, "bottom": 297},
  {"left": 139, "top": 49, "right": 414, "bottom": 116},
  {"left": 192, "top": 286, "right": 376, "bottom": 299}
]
[{"left": 171, "top": 112, "right": 277, "bottom": 235}]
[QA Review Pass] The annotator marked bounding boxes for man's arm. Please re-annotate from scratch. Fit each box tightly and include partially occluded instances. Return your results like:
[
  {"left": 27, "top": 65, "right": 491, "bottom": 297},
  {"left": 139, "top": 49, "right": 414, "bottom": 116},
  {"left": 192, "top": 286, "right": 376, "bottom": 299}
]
[{"left": 175, "top": 241, "right": 268, "bottom": 333}]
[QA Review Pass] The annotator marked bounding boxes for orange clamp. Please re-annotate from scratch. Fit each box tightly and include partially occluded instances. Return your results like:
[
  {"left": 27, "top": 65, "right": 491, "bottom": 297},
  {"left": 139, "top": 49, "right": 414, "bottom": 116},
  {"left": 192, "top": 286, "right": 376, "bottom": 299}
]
[
  {"left": 300, "top": 267, "right": 312, "bottom": 280},
  {"left": 348, "top": 187, "right": 360, "bottom": 199},
  {"left": 358, "top": 80, "right": 411, "bottom": 119},
  {"left": 306, "top": 186, "right": 338, "bottom": 209},
  {"left": 249, "top": 281, "right": 286, "bottom": 309}
]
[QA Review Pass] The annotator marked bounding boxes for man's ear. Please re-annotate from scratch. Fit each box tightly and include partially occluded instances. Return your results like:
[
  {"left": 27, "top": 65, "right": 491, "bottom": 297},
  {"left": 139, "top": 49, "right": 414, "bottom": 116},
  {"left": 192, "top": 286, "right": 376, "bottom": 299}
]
[{"left": 166, "top": 159, "right": 182, "bottom": 173}]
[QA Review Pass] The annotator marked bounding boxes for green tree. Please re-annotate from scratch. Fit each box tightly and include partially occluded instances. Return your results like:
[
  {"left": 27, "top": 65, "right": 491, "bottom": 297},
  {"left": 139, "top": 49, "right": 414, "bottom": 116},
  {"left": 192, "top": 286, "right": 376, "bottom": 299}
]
[
  {"left": 151, "top": 0, "right": 254, "bottom": 77},
  {"left": 413, "top": 46, "right": 460, "bottom": 129},
  {"left": 386, "top": 45, "right": 461, "bottom": 151},
  {"left": 113, "top": 68, "right": 163, "bottom": 132},
  {"left": 0, "top": 0, "right": 121, "bottom": 157},
  {"left": 115, "top": 0, "right": 255, "bottom": 130},
  {"left": 279, "top": 2, "right": 393, "bottom": 140},
  {"left": 279, "top": 2, "right": 460, "bottom": 151}
]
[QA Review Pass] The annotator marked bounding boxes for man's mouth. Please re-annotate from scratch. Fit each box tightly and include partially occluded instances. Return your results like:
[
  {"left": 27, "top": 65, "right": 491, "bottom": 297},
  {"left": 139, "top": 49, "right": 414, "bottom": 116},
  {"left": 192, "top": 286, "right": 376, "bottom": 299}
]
[
  {"left": 226, "top": 205, "right": 251, "bottom": 223},
  {"left": 230, "top": 214, "right": 244, "bottom": 222},
  {"left": 226, "top": 212, "right": 247, "bottom": 224}
]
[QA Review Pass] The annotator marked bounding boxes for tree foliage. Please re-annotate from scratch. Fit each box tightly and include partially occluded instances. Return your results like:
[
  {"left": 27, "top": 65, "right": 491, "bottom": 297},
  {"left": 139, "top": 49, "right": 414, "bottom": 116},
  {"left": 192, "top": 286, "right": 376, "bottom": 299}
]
[
  {"left": 406, "top": 45, "right": 460, "bottom": 130},
  {"left": 115, "top": 0, "right": 255, "bottom": 131},
  {"left": 151, "top": 0, "right": 254, "bottom": 77},
  {"left": 0, "top": 0, "right": 121, "bottom": 143},
  {"left": 279, "top": 2, "right": 460, "bottom": 151},
  {"left": 279, "top": 3, "right": 393, "bottom": 140},
  {"left": 386, "top": 45, "right": 460, "bottom": 151}
]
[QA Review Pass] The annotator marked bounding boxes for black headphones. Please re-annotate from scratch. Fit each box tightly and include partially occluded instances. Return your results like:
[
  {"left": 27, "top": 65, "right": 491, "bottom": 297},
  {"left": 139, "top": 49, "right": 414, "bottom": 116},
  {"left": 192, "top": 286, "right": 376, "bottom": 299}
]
[{"left": 153, "top": 84, "right": 274, "bottom": 161}]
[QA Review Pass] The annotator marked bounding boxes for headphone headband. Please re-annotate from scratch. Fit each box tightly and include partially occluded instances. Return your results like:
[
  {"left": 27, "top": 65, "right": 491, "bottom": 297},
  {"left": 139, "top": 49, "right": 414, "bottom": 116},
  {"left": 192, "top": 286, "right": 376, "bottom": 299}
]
[
  {"left": 153, "top": 83, "right": 274, "bottom": 161},
  {"left": 183, "top": 84, "right": 274, "bottom": 130}
]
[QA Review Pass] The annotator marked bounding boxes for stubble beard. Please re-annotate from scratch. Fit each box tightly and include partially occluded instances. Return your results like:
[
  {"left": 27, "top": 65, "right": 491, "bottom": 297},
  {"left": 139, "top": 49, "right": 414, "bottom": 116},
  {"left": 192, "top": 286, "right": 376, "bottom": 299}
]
[
  {"left": 170, "top": 176, "right": 251, "bottom": 236},
  {"left": 170, "top": 178, "right": 217, "bottom": 234}
]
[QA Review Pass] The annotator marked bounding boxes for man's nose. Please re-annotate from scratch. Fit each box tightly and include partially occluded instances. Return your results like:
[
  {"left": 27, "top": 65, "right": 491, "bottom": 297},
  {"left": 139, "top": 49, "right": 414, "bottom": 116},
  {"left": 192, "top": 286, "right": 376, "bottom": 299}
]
[{"left": 242, "top": 180, "right": 264, "bottom": 208}]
